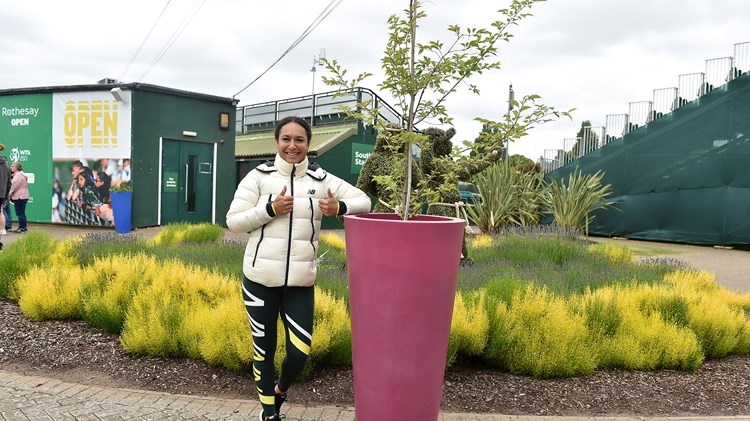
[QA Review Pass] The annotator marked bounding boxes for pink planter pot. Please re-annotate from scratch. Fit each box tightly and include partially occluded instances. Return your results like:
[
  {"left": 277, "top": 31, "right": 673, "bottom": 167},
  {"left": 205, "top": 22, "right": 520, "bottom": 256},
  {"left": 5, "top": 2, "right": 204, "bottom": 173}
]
[{"left": 344, "top": 213, "right": 465, "bottom": 421}]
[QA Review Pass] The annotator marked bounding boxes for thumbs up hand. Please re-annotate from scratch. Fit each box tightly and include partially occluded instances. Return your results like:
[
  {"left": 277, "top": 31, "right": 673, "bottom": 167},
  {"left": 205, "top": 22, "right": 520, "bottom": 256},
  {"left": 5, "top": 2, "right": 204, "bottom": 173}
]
[
  {"left": 273, "top": 186, "right": 294, "bottom": 216},
  {"left": 318, "top": 188, "right": 339, "bottom": 217}
]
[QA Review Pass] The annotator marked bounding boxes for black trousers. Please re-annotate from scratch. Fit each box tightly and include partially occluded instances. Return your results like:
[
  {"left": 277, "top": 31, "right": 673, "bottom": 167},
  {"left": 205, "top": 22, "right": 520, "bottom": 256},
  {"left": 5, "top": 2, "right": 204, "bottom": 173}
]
[{"left": 242, "top": 277, "right": 314, "bottom": 414}]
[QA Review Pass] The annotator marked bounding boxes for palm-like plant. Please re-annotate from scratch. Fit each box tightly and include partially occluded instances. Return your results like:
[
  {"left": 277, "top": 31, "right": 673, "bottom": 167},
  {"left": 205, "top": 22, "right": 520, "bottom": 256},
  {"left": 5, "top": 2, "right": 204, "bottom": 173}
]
[
  {"left": 465, "top": 162, "right": 542, "bottom": 233},
  {"left": 542, "top": 168, "right": 617, "bottom": 235}
]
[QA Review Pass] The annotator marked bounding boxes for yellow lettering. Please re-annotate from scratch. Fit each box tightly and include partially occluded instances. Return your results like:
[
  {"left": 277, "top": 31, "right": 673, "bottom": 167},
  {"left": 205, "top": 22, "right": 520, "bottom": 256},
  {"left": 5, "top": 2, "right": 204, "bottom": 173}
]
[
  {"left": 91, "top": 100, "right": 103, "bottom": 148},
  {"left": 62, "top": 98, "right": 122, "bottom": 150},
  {"left": 64, "top": 101, "right": 76, "bottom": 137},
  {"left": 104, "top": 110, "right": 117, "bottom": 139},
  {"left": 64, "top": 101, "right": 78, "bottom": 148}
]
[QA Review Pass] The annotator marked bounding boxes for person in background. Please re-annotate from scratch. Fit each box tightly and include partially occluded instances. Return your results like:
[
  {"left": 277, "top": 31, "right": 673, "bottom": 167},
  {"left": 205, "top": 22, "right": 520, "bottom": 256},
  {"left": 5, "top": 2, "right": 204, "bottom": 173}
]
[
  {"left": 2, "top": 196, "right": 10, "bottom": 232},
  {"left": 76, "top": 172, "right": 113, "bottom": 222},
  {"left": 0, "top": 144, "right": 11, "bottom": 249},
  {"left": 226, "top": 116, "right": 371, "bottom": 421},
  {"left": 9, "top": 162, "right": 29, "bottom": 233},
  {"left": 94, "top": 171, "right": 112, "bottom": 204},
  {"left": 67, "top": 160, "right": 87, "bottom": 203},
  {"left": 119, "top": 158, "right": 131, "bottom": 184},
  {"left": 2, "top": 147, "right": 11, "bottom": 232},
  {"left": 52, "top": 179, "right": 63, "bottom": 222}
]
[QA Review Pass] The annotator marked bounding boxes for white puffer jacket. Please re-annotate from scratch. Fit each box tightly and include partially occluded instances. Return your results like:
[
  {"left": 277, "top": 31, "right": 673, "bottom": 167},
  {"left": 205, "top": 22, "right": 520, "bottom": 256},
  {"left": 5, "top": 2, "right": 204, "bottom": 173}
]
[{"left": 226, "top": 154, "right": 371, "bottom": 287}]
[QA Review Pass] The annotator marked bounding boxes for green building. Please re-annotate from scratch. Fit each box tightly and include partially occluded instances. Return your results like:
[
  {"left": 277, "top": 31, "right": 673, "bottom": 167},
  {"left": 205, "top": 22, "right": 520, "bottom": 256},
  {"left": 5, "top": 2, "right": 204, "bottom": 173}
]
[{"left": 0, "top": 80, "right": 237, "bottom": 230}]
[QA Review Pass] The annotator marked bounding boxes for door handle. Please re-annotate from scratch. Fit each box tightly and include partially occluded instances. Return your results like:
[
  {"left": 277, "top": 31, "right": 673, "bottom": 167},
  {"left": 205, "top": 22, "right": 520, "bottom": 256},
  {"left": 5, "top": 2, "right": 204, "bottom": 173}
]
[{"left": 185, "top": 163, "right": 188, "bottom": 204}]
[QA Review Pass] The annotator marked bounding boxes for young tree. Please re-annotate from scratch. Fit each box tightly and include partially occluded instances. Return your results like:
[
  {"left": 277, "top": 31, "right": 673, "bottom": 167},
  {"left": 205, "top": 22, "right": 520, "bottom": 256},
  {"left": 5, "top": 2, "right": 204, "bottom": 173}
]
[{"left": 323, "top": 0, "right": 570, "bottom": 219}]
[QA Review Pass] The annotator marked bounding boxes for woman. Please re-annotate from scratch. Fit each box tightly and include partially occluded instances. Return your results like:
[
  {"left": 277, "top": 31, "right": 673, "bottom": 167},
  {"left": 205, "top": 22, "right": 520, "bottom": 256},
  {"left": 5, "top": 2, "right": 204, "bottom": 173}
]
[
  {"left": 95, "top": 171, "right": 112, "bottom": 204},
  {"left": 226, "top": 116, "right": 371, "bottom": 421},
  {"left": 77, "top": 172, "right": 113, "bottom": 222},
  {"left": 9, "top": 162, "right": 29, "bottom": 233}
]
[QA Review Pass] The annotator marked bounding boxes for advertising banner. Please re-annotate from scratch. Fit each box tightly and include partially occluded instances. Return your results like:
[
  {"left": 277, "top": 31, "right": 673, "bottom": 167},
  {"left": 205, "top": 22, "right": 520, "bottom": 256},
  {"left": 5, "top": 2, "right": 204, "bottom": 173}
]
[
  {"left": 52, "top": 91, "right": 131, "bottom": 159},
  {"left": 51, "top": 91, "right": 132, "bottom": 227},
  {"left": 0, "top": 93, "right": 53, "bottom": 224},
  {"left": 0, "top": 90, "right": 132, "bottom": 227}
]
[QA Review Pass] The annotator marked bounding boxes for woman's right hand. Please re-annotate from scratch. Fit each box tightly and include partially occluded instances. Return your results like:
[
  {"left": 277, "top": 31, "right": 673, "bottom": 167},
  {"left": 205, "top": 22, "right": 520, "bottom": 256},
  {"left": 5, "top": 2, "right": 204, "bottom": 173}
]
[{"left": 272, "top": 186, "right": 294, "bottom": 216}]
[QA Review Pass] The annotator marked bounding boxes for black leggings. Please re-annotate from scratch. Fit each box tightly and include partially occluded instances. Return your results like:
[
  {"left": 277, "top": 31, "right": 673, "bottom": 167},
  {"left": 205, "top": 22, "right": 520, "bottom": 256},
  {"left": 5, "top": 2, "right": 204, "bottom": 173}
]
[{"left": 242, "top": 277, "right": 314, "bottom": 413}]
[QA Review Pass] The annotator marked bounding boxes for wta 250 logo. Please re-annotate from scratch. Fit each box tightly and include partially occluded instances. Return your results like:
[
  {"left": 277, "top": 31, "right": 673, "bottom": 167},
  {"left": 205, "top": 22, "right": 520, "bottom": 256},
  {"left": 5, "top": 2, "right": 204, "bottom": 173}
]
[{"left": 10, "top": 147, "right": 31, "bottom": 162}]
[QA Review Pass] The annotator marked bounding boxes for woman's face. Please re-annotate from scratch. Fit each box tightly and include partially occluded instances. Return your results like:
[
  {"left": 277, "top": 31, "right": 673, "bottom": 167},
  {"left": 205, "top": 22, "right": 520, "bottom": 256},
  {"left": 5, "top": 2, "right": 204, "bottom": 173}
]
[
  {"left": 276, "top": 122, "right": 309, "bottom": 164},
  {"left": 77, "top": 174, "right": 86, "bottom": 187}
]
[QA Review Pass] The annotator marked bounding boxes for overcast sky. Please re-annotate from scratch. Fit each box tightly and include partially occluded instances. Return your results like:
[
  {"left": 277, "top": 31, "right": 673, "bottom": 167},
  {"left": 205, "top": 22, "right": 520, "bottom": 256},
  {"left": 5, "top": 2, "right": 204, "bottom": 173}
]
[{"left": 1, "top": 0, "right": 748, "bottom": 160}]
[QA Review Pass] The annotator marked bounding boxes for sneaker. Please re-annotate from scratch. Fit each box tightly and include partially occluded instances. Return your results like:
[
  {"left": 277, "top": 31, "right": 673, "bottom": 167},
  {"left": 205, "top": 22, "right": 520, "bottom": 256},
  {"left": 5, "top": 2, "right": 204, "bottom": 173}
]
[
  {"left": 12, "top": 228, "right": 26, "bottom": 233},
  {"left": 0, "top": 229, "right": 5, "bottom": 235},
  {"left": 258, "top": 410, "right": 281, "bottom": 421}
]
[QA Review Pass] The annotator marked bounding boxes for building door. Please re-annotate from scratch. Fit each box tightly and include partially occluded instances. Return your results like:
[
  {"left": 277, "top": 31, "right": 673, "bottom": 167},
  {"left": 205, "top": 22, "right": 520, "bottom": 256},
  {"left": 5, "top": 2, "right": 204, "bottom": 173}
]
[{"left": 161, "top": 139, "right": 214, "bottom": 224}]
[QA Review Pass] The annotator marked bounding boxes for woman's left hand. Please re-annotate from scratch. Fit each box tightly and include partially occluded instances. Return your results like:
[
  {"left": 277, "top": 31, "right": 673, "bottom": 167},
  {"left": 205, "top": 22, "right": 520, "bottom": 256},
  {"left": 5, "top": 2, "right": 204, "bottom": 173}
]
[{"left": 318, "top": 188, "right": 339, "bottom": 217}]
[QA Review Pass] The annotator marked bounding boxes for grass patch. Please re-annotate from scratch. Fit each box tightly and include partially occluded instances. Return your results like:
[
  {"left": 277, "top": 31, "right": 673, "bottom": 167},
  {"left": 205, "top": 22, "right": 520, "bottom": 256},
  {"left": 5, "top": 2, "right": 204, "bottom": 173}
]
[{"left": 589, "top": 239, "right": 688, "bottom": 257}]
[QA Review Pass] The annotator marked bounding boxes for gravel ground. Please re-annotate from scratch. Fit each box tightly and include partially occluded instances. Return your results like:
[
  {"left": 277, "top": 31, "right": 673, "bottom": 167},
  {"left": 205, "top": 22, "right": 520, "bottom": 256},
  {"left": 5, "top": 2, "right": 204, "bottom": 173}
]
[{"left": 2, "top": 298, "right": 750, "bottom": 417}]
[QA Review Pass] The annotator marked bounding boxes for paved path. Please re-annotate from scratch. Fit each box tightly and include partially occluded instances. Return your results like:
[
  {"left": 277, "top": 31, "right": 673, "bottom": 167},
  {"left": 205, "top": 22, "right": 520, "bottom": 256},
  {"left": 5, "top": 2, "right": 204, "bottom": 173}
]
[
  {"left": 3, "top": 370, "right": 750, "bottom": 420},
  {"left": 2, "top": 224, "right": 750, "bottom": 420},
  {"left": 586, "top": 236, "right": 750, "bottom": 293}
]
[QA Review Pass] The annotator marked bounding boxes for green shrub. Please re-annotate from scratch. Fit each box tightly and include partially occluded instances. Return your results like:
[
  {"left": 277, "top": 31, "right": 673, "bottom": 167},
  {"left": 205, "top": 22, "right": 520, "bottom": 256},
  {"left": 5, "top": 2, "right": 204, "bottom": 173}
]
[
  {"left": 315, "top": 243, "right": 350, "bottom": 301},
  {"left": 180, "top": 294, "right": 253, "bottom": 371},
  {"left": 447, "top": 290, "right": 489, "bottom": 366},
  {"left": 482, "top": 301, "right": 513, "bottom": 372},
  {"left": 74, "top": 232, "right": 245, "bottom": 279},
  {"left": 688, "top": 295, "right": 750, "bottom": 359},
  {"left": 72, "top": 233, "right": 150, "bottom": 267},
  {"left": 580, "top": 285, "right": 704, "bottom": 371},
  {"left": 587, "top": 242, "right": 633, "bottom": 263},
  {"left": 78, "top": 254, "right": 160, "bottom": 333},
  {"left": 0, "top": 231, "right": 58, "bottom": 299},
  {"left": 581, "top": 288, "right": 622, "bottom": 337},
  {"left": 121, "top": 260, "right": 236, "bottom": 357},
  {"left": 17, "top": 266, "right": 82, "bottom": 320},
  {"left": 309, "top": 288, "right": 353, "bottom": 369},
  {"left": 483, "top": 277, "right": 524, "bottom": 306},
  {"left": 492, "top": 235, "right": 586, "bottom": 266},
  {"left": 484, "top": 285, "right": 596, "bottom": 378},
  {"left": 150, "top": 222, "right": 224, "bottom": 246},
  {"left": 664, "top": 270, "right": 750, "bottom": 358}
]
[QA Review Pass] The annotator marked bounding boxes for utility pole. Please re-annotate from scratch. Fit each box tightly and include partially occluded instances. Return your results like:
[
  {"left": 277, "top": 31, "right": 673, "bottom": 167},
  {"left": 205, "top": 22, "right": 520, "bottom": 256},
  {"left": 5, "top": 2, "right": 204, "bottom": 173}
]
[
  {"left": 505, "top": 83, "right": 514, "bottom": 174},
  {"left": 310, "top": 48, "right": 326, "bottom": 126}
]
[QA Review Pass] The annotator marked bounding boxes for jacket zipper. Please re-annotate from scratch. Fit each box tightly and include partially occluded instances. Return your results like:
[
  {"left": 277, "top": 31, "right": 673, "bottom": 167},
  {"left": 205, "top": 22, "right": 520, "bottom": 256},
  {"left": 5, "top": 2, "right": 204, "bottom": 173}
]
[
  {"left": 252, "top": 194, "right": 273, "bottom": 267},
  {"left": 284, "top": 165, "right": 296, "bottom": 286},
  {"left": 308, "top": 198, "right": 316, "bottom": 255}
]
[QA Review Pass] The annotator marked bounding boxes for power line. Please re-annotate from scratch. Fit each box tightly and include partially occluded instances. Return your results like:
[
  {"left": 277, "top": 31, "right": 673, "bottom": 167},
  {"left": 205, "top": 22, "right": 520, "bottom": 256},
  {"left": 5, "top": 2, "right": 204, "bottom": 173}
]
[
  {"left": 233, "top": 0, "right": 344, "bottom": 99},
  {"left": 136, "top": 0, "right": 208, "bottom": 83},
  {"left": 118, "top": 0, "right": 173, "bottom": 83}
]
